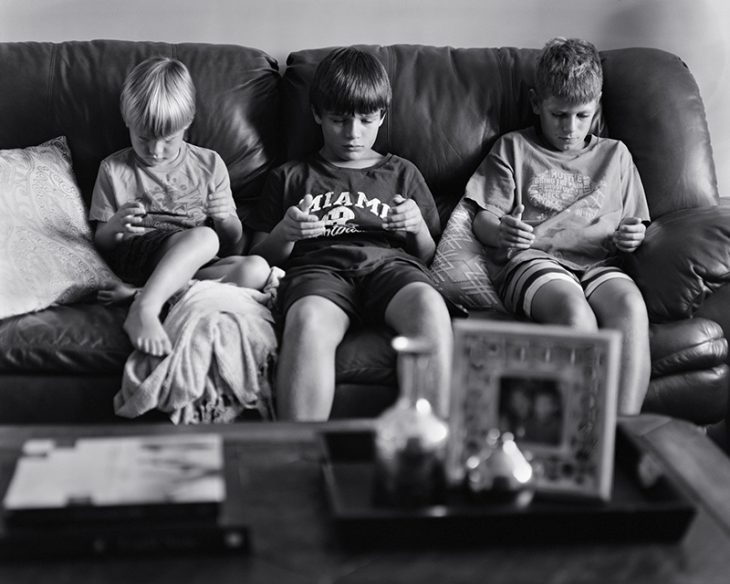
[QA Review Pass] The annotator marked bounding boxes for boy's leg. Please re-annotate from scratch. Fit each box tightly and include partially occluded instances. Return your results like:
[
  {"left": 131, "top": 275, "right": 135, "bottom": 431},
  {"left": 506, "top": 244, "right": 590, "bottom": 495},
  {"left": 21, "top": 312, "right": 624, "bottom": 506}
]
[
  {"left": 587, "top": 278, "right": 650, "bottom": 416},
  {"left": 384, "top": 282, "right": 453, "bottom": 418},
  {"left": 529, "top": 279, "right": 598, "bottom": 330},
  {"left": 195, "top": 254, "right": 271, "bottom": 291},
  {"left": 276, "top": 296, "right": 350, "bottom": 421},
  {"left": 501, "top": 258, "right": 597, "bottom": 329},
  {"left": 125, "top": 226, "right": 219, "bottom": 356}
]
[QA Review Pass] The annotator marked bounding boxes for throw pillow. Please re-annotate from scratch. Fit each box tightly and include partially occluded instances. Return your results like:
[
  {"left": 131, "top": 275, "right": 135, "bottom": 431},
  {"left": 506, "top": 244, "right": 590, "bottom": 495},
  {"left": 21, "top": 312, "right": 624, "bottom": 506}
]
[
  {"left": 0, "top": 137, "right": 120, "bottom": 319},
  {"left": 430, "top": 199, "right": 505, "bottom": 312}
]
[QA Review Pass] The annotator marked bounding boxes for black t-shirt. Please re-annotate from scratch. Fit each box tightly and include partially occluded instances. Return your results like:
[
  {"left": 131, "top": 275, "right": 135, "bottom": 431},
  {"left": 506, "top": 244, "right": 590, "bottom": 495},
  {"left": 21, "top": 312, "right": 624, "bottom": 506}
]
[{"left": 247, "top": 153, "right": 441, "bottom": 273}]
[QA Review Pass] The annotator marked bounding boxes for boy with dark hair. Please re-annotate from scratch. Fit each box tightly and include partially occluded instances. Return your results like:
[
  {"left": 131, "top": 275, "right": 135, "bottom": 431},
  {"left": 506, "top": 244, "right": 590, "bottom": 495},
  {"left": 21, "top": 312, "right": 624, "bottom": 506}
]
[
  {"left": 248, "top": 47, "right": 453, "bottom": 421},
  {"left": 467, "top": 38, "right": 651, "bottom": 415}
]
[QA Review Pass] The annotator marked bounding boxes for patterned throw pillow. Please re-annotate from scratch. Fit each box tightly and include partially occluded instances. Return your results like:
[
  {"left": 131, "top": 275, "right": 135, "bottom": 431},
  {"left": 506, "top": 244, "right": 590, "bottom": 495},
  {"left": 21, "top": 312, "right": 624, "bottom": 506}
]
[
  {"left": 430, "top": 199, "right": 505, "bottom": 312},
  {"left": 0, "top": 137, "right": 120, "bottom": 319}
]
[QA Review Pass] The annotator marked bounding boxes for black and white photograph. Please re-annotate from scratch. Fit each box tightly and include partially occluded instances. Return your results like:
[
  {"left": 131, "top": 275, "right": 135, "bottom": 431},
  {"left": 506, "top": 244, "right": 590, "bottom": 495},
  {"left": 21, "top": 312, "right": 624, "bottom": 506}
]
[{"left": 0, "top": 1, "right": 729, "bottom": 582}]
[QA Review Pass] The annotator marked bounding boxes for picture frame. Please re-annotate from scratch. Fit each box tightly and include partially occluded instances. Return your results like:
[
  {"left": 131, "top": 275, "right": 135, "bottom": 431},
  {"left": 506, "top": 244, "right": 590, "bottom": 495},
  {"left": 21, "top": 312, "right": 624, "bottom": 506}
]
[{"left": 446, "top": 319, "right": 621, "bottom": 501}]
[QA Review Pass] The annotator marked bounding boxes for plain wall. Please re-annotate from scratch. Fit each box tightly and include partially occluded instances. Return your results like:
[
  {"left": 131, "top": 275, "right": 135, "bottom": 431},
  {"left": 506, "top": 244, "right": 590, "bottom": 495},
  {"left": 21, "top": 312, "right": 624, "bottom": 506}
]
[{"left": 2, "top": 0, "right": 728, "bottom": 194}]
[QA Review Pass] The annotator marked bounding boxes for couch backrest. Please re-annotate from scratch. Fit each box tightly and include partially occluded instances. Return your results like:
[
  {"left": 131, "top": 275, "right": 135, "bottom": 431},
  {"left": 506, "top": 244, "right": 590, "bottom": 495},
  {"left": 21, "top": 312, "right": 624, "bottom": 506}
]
[
  {"left": 281, "top": 45, "right": 718, "bottom": 224},
  {"left": 0, "top": 40, "right": 280, "bottom": 215},
  {"left": 0, "top": 41, "right": 718, "bottom": 225}
]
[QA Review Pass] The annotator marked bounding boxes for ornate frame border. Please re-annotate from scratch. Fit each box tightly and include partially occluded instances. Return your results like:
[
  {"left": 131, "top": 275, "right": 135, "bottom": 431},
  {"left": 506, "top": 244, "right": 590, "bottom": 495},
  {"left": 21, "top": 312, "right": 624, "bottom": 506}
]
[{"left": 446, "top": 319, "right": 620, "bottom": 501}]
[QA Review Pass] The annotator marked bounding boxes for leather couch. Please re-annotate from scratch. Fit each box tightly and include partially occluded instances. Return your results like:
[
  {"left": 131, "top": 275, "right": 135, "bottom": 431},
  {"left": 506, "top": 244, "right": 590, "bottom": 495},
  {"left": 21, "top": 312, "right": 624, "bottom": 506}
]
[{"left": 0, "top": 40, "right": 728, "bottom": 429}]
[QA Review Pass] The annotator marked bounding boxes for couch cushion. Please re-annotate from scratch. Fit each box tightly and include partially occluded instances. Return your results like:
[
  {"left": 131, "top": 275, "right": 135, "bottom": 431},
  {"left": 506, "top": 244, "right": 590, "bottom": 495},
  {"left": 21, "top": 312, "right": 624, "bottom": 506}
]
[
  {"left": 0, "top": 304, "right": 131, "bottom": 373},
  {"left": 643, "top": 366, "right": 729, "bottom": 425},
  {"left": 0, "top": 41, "right": 280, "bottom": 218},
  {"left": 336, "top": 327, "right": 396, "bottom": 387},
  {"left": 649, "top": 318, "right": 727, "bottom": 377},
  {"left": 0, "top": 137, "right": 121, "bottom": 319}
]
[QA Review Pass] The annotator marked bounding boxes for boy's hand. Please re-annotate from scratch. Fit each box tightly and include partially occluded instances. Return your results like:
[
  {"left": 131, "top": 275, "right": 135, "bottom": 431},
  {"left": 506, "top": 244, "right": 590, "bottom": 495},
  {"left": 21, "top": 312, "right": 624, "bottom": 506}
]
[
  {"left": 613, "top": 216, "right": 646, "bottom": 253},
  {"left": 499, "top": 204, "right": 534, "bottom": 250},
  {"left": 205, "top": 191, "right": 237, "bottom": 221},
  {"left": 108, "top": 201, "right": 147, "bottom": 241},
  {"left": 280, "top": 195, "right": 326, "bottom": 241},
  {"left": 384, "top": 195, "right": 425, "bottom": 234}
]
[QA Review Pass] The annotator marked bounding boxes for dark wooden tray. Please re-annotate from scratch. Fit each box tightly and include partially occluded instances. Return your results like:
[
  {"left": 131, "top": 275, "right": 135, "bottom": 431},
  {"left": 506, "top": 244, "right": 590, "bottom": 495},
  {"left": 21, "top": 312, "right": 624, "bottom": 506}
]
[{"left": 318, "top": 425, "right": 696, "bottom": 548}]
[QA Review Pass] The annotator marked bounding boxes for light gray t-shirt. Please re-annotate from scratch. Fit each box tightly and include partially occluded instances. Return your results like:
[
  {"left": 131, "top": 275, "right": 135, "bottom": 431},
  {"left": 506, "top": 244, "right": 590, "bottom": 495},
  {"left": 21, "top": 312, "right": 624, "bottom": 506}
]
[
  {"left": 465, "top": 127, "right": 650, "bottom": 276},
  {"left": 90, "top": 142, "right": 231, "bottom": 232}
]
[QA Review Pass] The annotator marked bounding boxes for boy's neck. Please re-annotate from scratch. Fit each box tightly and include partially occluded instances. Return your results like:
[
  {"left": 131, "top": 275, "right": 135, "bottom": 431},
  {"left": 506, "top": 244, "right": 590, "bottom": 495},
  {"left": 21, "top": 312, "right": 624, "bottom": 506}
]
[{"left": 318, "top": 148, "right": 385, "bottom": 169}]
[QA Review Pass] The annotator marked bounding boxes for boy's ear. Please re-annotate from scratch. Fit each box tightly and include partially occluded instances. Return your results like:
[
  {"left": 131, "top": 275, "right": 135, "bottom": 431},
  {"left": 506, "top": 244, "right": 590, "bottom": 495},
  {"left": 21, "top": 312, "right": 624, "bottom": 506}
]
[
  {"left": 311, "top": 107, "right": 322, "bottom": 125},
  {"left": 529, "top": 89, "right": 541, "bottom": 115},
  {"left": 378, "top": 110, "right": 386, "bottom": 127}
]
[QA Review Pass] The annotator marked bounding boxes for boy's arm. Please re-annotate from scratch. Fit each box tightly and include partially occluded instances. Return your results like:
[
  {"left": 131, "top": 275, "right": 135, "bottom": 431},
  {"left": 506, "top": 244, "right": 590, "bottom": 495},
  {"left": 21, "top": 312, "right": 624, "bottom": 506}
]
[
  {"left": 473, "top": 205, "right": 534, "bottom": 250},
  {"left": 472, "top": 208, "right": 502, "bottom": 248},
  {"left": 211, "top": 213, "right": 244, "bottom": 256},
  {"left": 249, "top": 195, "right": 324, "bottom": 265},
  {"left": 384, "top": 194, "right": 436, "bottom": 263},
  {"left": 249, "top": 224, "right": 296, "bottom": 266},
  {"left": 206, "top": 156, "right": 244, "bottom": 255},
  {"left": 406, "top": 220, "right": 436, "bottom": 264},
  {"left": 612, "top": 143, "right": 651, "bottom": 254},
  {"left": 93, "top": 202, "right": 148, "bottom": 251}
]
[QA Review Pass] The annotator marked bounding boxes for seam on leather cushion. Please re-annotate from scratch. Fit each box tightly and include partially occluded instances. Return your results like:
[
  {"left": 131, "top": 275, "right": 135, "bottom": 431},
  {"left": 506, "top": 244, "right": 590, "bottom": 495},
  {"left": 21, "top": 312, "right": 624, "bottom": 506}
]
[
  {"left": 430, "top": 199, "right": 506, "bottom": 312},
  {"left": 643, "top": 364, "right": 729, "bottom": 425},
  {"left": 651, "top": 338, "right": 728, "bottom": 376},
  {"left": 0, "top": 304, "right": 131, "bottom": 373},
  {"left": 625, "top": 205, "right": 730, "bottom": 322}
]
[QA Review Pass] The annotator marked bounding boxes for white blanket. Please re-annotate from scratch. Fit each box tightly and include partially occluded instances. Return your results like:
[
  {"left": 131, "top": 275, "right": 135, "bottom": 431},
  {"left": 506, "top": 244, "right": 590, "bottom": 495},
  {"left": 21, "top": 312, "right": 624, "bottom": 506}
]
[{"left": 115, "top": 271, "right": 282, "bottom": 424}]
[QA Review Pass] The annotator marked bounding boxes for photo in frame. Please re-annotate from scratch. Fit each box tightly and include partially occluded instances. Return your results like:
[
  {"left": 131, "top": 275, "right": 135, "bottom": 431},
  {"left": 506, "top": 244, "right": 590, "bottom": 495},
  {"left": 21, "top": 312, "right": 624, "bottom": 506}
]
[{"left": 446, "top": 319, "right": 621, "bottom": 501}]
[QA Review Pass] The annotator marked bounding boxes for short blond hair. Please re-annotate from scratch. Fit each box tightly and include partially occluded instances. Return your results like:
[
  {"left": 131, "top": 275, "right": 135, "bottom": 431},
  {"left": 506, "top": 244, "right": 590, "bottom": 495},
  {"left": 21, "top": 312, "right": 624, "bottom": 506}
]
[
  {"left": 120, "top": 56, "right": 196, "bottom": 137},
  {"left": 535, "top": 38, "right": 602, "bottom": 104}
]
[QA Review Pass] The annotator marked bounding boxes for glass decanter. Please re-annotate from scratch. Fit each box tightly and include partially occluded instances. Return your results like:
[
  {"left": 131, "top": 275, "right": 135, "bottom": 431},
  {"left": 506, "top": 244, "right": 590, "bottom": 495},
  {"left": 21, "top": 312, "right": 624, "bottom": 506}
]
[{"left": 373, "top": 336, "right": 450, "bottom": 507}]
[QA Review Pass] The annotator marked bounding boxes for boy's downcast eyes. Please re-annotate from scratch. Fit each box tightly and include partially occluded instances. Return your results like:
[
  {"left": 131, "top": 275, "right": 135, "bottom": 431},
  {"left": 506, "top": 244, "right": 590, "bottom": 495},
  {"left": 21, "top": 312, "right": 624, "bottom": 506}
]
[
  {"left": 551, "top": 112, "right": 592, "bottom": 119},
  {"left": 327, "top": 113, "right": 381, "bottom": 124}
]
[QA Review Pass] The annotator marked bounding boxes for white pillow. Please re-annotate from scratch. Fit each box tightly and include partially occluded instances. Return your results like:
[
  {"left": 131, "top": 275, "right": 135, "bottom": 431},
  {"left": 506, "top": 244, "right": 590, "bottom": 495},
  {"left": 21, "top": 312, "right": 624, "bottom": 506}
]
[
  {"left": 0, "top": 137, "right": 120, "bottom": 319},
  {"left": 430, "top": 198, "right": 505, "bottom": 312}
]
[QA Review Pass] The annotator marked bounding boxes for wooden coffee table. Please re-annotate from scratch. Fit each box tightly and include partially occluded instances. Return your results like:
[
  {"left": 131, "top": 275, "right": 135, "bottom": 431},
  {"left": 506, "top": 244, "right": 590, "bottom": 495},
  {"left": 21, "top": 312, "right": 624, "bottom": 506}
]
[{"left": 0, "top": 414, "right": 729, "bottom": 583}]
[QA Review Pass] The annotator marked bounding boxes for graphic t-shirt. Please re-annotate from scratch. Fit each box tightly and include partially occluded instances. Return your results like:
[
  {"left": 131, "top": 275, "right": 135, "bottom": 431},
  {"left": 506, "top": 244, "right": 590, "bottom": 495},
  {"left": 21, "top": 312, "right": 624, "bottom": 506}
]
[
  {"left": 465, "top": 127, "right": 650, "bottom": 273},
  {"left": 89, "top": 143, "right": 232, "bottom": 231},
  {"left": 247, "top": 153, "right": 441, "bottom": 273}
]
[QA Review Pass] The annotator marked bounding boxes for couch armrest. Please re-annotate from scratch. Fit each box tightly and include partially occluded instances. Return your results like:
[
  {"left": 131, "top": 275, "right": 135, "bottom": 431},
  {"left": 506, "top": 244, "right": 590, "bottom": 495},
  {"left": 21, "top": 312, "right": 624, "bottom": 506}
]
[{"left": 623, "top": 205, "right": 730, "bottom": 323}]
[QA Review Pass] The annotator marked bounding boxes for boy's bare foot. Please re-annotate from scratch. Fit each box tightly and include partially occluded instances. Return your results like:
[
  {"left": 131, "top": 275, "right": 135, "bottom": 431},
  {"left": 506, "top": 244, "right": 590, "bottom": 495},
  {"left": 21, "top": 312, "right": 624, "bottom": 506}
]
[
  {"left": 99, "top": 282, "right": 139, "bottom": 305},
  {"left": 123, "top": 299, "right": 172, "bottom": 356}
]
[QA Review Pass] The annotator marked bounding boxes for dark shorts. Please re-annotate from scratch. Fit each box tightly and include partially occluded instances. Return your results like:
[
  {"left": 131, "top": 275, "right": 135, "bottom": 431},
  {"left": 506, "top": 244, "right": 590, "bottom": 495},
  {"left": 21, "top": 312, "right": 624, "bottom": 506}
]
[
  {"left": 102, "top": 229, "right": 182, "bottom": 286},
  {"left": 276, "top": 258, "right": 435, "bottom": 327}
]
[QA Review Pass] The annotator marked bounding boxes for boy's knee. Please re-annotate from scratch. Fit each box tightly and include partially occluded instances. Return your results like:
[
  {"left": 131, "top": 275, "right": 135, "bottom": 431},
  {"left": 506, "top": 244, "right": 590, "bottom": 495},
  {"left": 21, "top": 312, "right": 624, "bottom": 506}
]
[
  {"left": 389, "top": 283, "right": 452, "bottom": 336},
  {"left": 550, "top": 297, "right": 597, "bottom": 330},
  {"left": 188, "top": 226, "right": 220, "bottom": 255},
  {"left": 243, "top": 254, "right": 270, "bottom": 280},
  {"left": 226, "top": 254, "right": 270, "bottom": 288},
  {"left": 285, "top": 297, "right": 348, "bottom": 342},
  {"left": 608, "top": 286, "right": 649, "bottom": 326}
]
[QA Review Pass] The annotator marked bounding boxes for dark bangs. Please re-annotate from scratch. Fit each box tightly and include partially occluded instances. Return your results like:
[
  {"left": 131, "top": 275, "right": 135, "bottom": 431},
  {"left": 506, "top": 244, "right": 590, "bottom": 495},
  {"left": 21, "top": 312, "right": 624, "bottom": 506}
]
[{"left": 310, "top": 48, "right": 392, "bottom": 115}]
